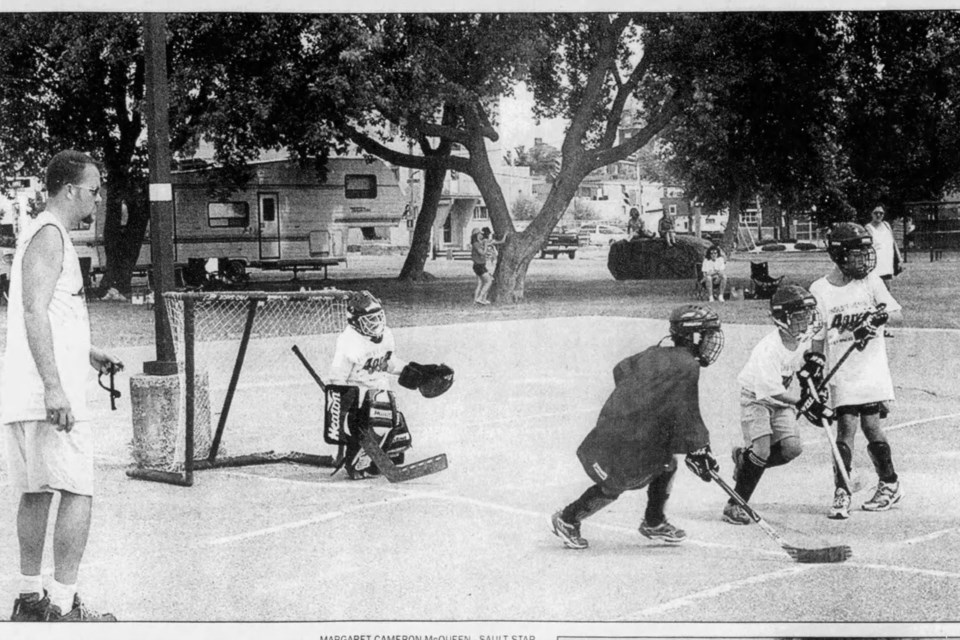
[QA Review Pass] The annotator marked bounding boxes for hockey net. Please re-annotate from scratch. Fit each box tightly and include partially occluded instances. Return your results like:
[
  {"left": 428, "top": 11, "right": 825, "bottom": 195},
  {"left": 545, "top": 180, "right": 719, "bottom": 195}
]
[{"left": 127, "top": 289, "right": 354, "bottom": 486}]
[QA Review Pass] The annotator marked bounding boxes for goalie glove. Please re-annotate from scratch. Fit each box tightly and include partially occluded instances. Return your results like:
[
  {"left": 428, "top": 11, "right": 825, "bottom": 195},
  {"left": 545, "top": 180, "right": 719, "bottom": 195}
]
[
  {"left": 398, "top": 362, "right": 455, "bottom": 398},
  {"left": 684, "top": 445, "right": 719, "bottom": 482},
  {"left": 796, "top": 393, "right": 835, "bottom": 426}
]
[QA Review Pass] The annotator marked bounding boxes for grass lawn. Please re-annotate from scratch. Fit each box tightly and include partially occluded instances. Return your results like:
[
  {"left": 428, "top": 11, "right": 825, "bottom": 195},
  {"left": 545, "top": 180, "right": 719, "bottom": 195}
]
[{"left": 2, "top": 246, "right": 958, "bottom": 351}]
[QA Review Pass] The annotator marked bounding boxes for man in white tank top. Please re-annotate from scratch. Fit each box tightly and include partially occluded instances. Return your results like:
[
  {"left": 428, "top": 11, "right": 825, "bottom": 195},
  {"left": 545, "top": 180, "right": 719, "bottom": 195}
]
[{"left": 1, "top": 150, "right": 123, "bottom": 622}]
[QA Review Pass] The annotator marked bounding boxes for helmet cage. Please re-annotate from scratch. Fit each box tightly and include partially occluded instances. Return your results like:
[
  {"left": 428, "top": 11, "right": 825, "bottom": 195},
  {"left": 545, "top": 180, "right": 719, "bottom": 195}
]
[
  {"left": 697, "top": 328, "right": 725, "bottom": 367},
  {"left": 837, "top": 245, "right": 877, "bottom": 279},
  {"left": 353, "top": 308, "right": 386, "bottom": 340},
  {"left": 827, "top": 224, "right": 876, "bottom": 279},
  {"left": 772, "top": 304, "right": 822, "bottom": 342}
]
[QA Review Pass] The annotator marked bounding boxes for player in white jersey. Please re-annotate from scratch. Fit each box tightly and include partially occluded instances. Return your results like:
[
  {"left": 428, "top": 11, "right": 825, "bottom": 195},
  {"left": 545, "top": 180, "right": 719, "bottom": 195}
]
[
  {"left": 326, "top": 291, "right": 453, "bottom": 478},
  {"left": 809, "top": 222, "right": 903, "bottom": 520},
  {"left": 722, "top": 285, "right": 831, "bottom": 525}
]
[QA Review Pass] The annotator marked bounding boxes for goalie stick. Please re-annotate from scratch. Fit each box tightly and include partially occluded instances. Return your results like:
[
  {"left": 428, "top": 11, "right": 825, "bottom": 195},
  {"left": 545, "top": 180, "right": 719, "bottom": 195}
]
[
  {"left": 709, "top": 469, "right": 852, "bottom": 564},
  {"left": 291, "top": 345, "right": 448, "bottom": 483}
]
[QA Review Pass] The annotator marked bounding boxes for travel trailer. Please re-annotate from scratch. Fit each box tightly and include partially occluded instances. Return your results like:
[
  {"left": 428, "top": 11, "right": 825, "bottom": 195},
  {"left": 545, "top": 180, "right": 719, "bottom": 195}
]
[{"left": 70, "top": 156, "right": 407, "bottom": 282}]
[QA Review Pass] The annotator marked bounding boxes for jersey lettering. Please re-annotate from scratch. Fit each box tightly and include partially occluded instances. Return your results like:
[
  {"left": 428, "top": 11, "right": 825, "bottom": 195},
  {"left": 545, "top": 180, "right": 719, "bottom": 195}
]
[
  {"left": 828, "top": 311, "right": 870, "bottom": 334},
  {"left": 362, "top": 350, "right": 393, "bottom": 374}
]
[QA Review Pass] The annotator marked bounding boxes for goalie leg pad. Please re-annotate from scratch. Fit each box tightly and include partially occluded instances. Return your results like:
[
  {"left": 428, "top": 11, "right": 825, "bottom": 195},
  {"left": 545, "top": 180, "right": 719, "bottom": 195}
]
[{"left": 324, "top": 385, "right": 361, "bottom": 446}]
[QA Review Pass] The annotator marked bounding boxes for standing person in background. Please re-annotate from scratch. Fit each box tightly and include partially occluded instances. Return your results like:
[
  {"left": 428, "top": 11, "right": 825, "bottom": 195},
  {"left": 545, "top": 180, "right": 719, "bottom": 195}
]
[
  {"left": 470, "top": 228, "right": 491, "bottom": 305},
  {"left": 1, "top": 150, "right": 124, "bottom": 622},
  {"left": 864, "top": 204, "right": 903, "bottom": 337},
  {"left": 659, "top": 211, "right": 676, "bottom": 247}
]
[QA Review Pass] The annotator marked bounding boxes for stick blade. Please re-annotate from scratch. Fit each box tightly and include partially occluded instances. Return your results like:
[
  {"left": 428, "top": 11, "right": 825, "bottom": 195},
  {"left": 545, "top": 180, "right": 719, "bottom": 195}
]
[{"left": 789, "top": 544, "right": 853, "bottom": 564}]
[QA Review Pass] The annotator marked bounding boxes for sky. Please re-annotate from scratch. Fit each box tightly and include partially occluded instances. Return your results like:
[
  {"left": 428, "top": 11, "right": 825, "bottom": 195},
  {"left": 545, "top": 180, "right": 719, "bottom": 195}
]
[{"left": 498, "top": 83, "right": 568, "bottom": 153}]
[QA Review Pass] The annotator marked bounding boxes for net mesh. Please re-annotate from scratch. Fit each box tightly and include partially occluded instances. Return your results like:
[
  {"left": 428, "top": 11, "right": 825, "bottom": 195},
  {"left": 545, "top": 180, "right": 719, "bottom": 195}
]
[{"left": 130, "top": 289, "right": 354, "bottom": 475}]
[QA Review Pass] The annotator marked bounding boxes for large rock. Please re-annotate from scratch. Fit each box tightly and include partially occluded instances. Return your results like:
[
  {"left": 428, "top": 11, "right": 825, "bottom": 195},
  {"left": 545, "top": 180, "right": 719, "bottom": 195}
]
[{"left": 608, "top": 235, "right": 714, "bottom": 280}]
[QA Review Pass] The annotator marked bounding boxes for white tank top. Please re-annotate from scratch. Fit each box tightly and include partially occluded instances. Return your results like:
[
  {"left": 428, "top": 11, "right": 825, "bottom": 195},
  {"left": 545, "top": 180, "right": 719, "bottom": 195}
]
[{"left": 1, "top": 211, "right": 92, "bottom": 423}]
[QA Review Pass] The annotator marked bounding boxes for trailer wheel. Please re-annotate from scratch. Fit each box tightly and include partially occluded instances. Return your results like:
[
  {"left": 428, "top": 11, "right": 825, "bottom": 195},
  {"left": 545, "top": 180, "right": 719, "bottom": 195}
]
[
  {"left": 223, "top": 259, "right": 248, "bottom": 285},
  {"left": 567, "top": 251, "right": 576, "bottom": 259}
]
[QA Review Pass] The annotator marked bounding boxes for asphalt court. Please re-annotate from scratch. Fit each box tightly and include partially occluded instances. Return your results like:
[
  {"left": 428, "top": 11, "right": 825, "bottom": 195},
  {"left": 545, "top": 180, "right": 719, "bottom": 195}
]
[{"left": 1, "top": 317, "right": 959, "bottom": 623}]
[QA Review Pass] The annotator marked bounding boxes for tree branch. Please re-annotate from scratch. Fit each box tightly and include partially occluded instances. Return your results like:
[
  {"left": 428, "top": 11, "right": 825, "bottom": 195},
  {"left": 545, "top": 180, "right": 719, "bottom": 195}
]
[
  {"left": 339, "top": 121, "right": 472, "bottom": 173},
  {"left": 591, "top": 85, "right": 690, "bottom": 168},
  {"left": 601, "top": 51, "right": 651, "bottom": 148}
]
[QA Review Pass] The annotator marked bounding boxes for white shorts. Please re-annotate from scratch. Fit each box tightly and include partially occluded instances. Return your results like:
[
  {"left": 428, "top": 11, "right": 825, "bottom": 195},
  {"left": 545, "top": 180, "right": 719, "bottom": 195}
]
[
  {"left": 739, "top": 389, "right": 799, "bottom": 444},
  {"left": 3, "top": 420, "right": 94, "bottom": 496}
]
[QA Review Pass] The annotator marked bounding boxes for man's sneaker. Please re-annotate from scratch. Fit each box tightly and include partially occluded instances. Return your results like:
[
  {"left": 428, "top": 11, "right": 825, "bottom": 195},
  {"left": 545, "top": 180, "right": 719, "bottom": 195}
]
[
  {"left": 731, "top": 446, "right": 744, "bottom": 480},
  {"left": 828, "top": 487, "right": 852, "bottom": 520},
  {"left": 44, "top": 595, "right": 117, "bottom": 622},
  {"left": 551, "top": 511, "right": 588, "bottom": 549},
  {"left": 10, "top": 590, "right": 49, "bottom": 622},
  {"left": 722, "top": 502, "right": 752, "bottom": 525},
  {"left": 639, "top": 519, "right": 687, "bottom": 544},
  {"left": 862, "top": 480, "right": 903, "bottom": 512}
]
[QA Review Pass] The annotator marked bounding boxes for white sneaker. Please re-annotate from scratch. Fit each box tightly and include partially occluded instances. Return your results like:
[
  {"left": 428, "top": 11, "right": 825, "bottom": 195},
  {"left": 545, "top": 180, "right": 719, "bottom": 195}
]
[
  {"left": 829, "top": 487, "right": 851, "bottom": 520},
  {"left": 862, "top": 480, "right": 903, "bottom": 512},
  {"left": 718, "top": 294, "right": 725, "bottom": 302},
  {"left": 709, "top": 295, "right": 715, "bottom": 302}
]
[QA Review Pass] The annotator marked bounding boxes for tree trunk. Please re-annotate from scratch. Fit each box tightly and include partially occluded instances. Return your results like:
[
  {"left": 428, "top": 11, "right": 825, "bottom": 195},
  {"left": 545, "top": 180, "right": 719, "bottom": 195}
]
[
  {"left": 97, "top": 168, "right": 149, "bottom": 297},
  {"left": 398, "top": 163, "right": 446, "bottom": 281},
  {"left": 721, "top": 185, "right": 744, "bottom": 254}
]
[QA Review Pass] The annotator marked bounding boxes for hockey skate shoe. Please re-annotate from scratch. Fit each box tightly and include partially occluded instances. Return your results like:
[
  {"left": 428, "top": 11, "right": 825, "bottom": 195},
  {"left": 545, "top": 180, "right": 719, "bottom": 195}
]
[
  {"left": 639, "top": 519, "right": 687, "bottom": 544},
  {"left": 828, "top": 487, "right": 851, "bottom": 520},
  {"left": 10, "top": 590, "right": 49, "bottom": 622},
  {"left": 551, "top": 511, "right": 587, "bottom": 549},
  {"left": 721, "top": 502, "right": 751, "bottom": 525},
  {"left": 44, "top": 594, "right": 117, "bottom": 622},
  {"left": 862, "top": 480, "right": 902, "bottom": 512}
]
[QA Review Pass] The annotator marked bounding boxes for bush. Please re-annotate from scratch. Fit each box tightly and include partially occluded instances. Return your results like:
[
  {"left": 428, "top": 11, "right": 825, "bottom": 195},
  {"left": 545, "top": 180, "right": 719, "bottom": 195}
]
[
  {"left": 795, "top": 242, "right": 818, "bottom": 251},
  {"left": 761, "top": 243, "right": 787, "bottom": 251}
]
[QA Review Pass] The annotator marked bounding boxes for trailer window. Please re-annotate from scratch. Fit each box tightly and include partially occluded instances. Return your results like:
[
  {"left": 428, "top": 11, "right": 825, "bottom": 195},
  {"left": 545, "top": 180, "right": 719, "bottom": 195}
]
[
  {"left": 345, "top": 175, "right": 377, "bottom": 199},
  {"left": 208, "top": 202, "right": 249, "bottom": 228}
]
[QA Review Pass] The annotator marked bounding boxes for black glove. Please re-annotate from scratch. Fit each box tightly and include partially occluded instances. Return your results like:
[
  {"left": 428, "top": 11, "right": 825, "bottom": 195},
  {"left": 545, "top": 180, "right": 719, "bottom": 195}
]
[
  {"left": 685, "top": 445, "right": 719, "bottom": 482},
  {"left": 797, "top": 352, "right": 826, "bottom": 389},
  {"left": 853, "top": 305, "right": 888, "bottom": 350},
  {"left": 796, "top": 394, "right": 835, "bottom": 426}
]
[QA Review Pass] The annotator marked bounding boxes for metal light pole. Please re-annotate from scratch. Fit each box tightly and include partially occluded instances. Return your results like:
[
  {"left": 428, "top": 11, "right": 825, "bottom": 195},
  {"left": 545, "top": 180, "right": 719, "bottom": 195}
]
[{"left": 143, "top": 12, "right": 177, "bottom": 375}]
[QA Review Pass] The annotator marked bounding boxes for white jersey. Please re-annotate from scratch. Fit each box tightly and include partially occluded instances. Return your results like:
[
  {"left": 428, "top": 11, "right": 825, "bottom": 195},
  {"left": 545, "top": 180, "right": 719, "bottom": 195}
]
[
  {"left": 1, "top": 212, "right": 92, "bottom": 423},
  {"left": 328, "top": 325, "right": 403, "bottom": 396},
  {"left": 809, "top": 269, "right": 901, "bottom": 407},
  {"left": 737, "top": 329, "right": 808, "bottom": 405},
  {"left": 866, "top": 221, "right": 896, "bottom": 277}
]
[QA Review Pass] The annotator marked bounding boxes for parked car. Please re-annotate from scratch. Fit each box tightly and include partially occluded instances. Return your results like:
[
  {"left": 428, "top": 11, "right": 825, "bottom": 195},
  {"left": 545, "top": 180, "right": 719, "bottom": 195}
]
[
  {"left": 539, "top": 227, "right": 580, "bottom": 259},
  {"left": 577, "top": 222, "right": 631, "bottom": 246}
]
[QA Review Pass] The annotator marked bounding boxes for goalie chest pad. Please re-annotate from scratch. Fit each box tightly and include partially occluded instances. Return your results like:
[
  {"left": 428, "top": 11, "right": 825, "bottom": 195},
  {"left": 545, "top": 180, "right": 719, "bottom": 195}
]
[{"left": 324, "top": 385, "right": 361, "bottom": 445}]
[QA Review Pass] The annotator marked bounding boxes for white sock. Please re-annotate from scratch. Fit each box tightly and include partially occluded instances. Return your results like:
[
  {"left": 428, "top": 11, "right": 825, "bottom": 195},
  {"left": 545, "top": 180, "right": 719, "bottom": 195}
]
[
  {"left": 49, "top": 579, "right": 76, "bottom": 613},
  {"left": 18, "top": 573, "right": 44, "bottom": 597}
]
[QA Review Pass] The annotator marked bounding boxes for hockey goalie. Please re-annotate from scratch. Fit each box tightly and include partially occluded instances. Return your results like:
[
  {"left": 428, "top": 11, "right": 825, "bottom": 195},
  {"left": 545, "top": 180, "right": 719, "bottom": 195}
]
[{"left": 323, "top": 291, "right": 454, "bottom": 480}]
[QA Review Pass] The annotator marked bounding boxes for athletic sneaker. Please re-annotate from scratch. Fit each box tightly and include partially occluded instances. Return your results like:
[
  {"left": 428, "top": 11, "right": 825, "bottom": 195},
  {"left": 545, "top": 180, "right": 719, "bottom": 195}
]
[
  {"left": 828, "top": 487, "right": 851, "bottom": 520},
  {"left": 862, "top": 480, "right": 903, "bottom": 512},
  {"left": 551, "top": 511, "right": 588, "bottom": 550},
  {"left": 639, "top": 519, "right": 687, "bottom": 544},
  {"left": 44, "top": 595, "right": 117, "bottom": 622},
  {"left": 10, "top": 590, "right": 49, "bottom": 622},
  {"left": 722, "top": 502, "right": 751, "bottom": 525}
]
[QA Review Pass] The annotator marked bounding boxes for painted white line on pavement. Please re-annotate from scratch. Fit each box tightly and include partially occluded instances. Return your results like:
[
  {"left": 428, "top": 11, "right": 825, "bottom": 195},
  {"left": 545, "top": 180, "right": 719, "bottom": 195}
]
[
  {"left": 202, "top": 494, "right": 422, "bottom": 546},
  {"left": 618, "top": 565, "right": 814, "bottom": 619},
  {"left": 801, "top": 410, "right": 960, "bottom": 448},
  {"left": 852, "top": 561, "right": 960, "bottom": 581}
]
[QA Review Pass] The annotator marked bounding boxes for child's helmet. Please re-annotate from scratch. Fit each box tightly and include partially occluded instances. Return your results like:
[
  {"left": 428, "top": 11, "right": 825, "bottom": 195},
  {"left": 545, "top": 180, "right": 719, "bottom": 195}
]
[
  {"left": 346, "top": 290, "right": 386, "bottom": 342},
  {"left": 668, "top": 304, "right": 724, "bottom": 366},
  {"left": 770, "top": 284, "right": 822, "bottom": 342},
  {"left": 826, "top": 222, "right": 876, "bottom": 279}
]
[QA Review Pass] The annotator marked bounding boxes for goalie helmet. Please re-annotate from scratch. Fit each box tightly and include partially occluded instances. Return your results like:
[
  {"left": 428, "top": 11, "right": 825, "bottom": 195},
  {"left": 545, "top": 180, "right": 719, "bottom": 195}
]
[
  {"left": 346, "top": 290, "right": 386, "bottom": 342},
  {"left": 827, "top": 222, "right": 876, "bottom": 279},
  {"left": 668, "top": 304, "right": 724, "bottom": 367},
  {"left": 770, "top": 285, "right": 822, "bottom": 342}
]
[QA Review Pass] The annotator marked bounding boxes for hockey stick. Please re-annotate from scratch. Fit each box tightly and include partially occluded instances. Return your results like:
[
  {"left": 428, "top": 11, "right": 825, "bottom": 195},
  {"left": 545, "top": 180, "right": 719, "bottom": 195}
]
[
  {"left": 709, "top": 469, "right": 852, "bottom": 564},
  {"left": 799, "top": 375, "right": 862, "bottom": 494},
  {"left": 291, "top": 345, "right": 448, "bottom": 483}
]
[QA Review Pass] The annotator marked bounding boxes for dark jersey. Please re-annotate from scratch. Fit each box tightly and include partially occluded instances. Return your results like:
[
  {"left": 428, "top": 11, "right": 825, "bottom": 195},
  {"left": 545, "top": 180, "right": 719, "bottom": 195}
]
[{"left": 576, "top": 345, "right": 709, "bottom": 492}]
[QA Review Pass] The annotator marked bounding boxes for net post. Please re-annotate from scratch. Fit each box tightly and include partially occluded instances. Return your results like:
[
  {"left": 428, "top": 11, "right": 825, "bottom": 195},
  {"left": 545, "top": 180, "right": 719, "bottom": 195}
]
[
  {"left": 208, "top": 296, "right": 260, "bottom": 462},
  {"left": 183, "top": 295, "right": 195, "bottom": 486}
]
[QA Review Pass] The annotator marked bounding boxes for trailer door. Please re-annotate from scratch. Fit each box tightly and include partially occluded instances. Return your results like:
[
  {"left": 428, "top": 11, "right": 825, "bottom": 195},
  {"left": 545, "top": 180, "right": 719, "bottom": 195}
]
[{"left": 258, "top": 193, "right": 280, "bottom": 260}]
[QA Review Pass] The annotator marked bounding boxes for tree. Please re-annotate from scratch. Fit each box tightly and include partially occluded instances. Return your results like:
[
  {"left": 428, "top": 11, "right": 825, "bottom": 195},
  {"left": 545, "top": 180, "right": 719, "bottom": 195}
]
[
  {"left": 0, "top": 14, "right": 148, "bottom": 296},
  {"left": 837, "top": 11, "right": 960, "bottom": 219},
  {"left": 659, "top": 13, "right": 852, "bottom": 252},
  {"left": 514, "top": 140, "right": 561, "bottom": 181}
]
